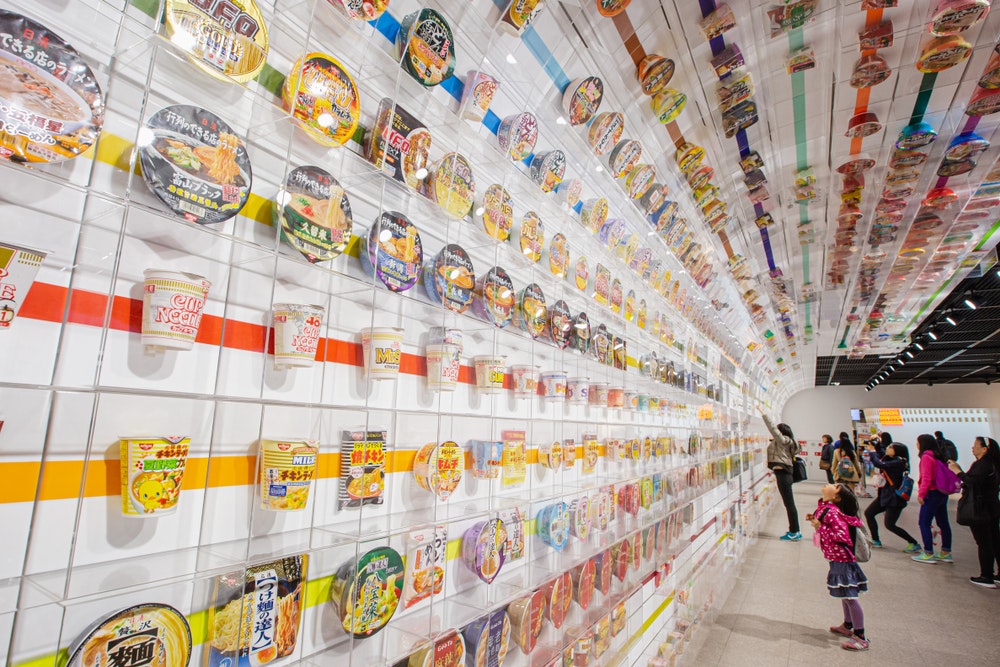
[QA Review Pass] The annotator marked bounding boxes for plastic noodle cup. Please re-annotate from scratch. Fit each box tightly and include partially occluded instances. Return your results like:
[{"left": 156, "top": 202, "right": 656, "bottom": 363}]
[
  {"left": 361, "top": 326, "right": 404, "bottom": 379},
  {"left": 540, "top": 370, "right": 568, "bottom": 400},
  {"left": 624, "top": 389, "right": 638, "bottom": 411},
  {"left": 589, "top": 383, "right": 609, "bottom": 406},
  {"left": 607, "top": 386, "right": 624, "bottom": 408},
  {"left": 508, "top": 590, "right": 546, "bottom": 653},
  {"left": 511, "top": 365, "right": 540, "bottom": 398},
  {"left": 413, "top": 441, "right": 463, "bottom": 500},
  {"left": 462, "top": 519, "right": 507, "bottom": 583},
  {"left": 637, "top": 393, "right": 650, "bottom": 413},
  {"left": 567, "top": 377, "right": 589, "bottom": 404},
  {"left": 120, "top": 436, "right": 189, "bottom": 517},
  {"left": 141, "top": 269, "right": 211, "bottom": 352},
  {"left": 428, "top": 326, "right": 463, "bottom": 351},
  {"left": 272, "top": 303, "right": 325, "bottom": 368},
  {"left": 258, "top": 439, "right": 318, "bottom": 511},
  {"left": 461, "top": 70, "right": 498, "bottom": 122},
  {"left": 544, "top": 571, "right": 573, "bottom": 629},
  {"left": 425, "top": 343, "right": 461, "bottom": 391},
  {"left": 474, "top": 355, "right": 507, "bottom": 393}
]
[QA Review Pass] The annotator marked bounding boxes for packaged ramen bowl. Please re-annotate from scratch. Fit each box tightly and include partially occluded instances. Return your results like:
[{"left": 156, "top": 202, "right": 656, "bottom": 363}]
[
  {"left": 398, "top": 8, "right": 456, "bottom": 87},
  {"left": 540, "top": 370, "right": 568, "bottom": 400},
  {"left": 367, "top": 97, "right": 432, "bottom": 189},
  {"left": 276, "top": 166, "right": 353, "bottom": 263},
  {"left": 423, "top": 244, "right": 475, "bottom": 313},
  {"left": 462, "top": 519, "right": 508, "bottom": 583},
  {"left": 165, "top": 0, "right": 269, "bottom": 83},
  {"left": 588, "top": 111, "right": 624, "bottom": 155},
  {"left": 402, "top": 526, "right": 447, "bottom": 608},
  {"left": 67, "top": 603, "right": 192, "bottom": 667},
  {"left": 272, "top": 303, "right": 325, "bottom": 368},
  {"left": 580, "top": 197, "right": 609, "bottom": 234},
  {"left": 479, "top": 184, "right": 514, "bottom": 241},
  {"left": 473, "top": 355, "right": 507, "bottom": 393},
  {"left": 330, "top": 546, "right": 404, "bottom": 637},
  {"left": 544, "top": 571, "right": 573, "bottom": 629},
  {"left": 571, "top": 558, "right": 596, "bottom": 610},
  {"left": 362, "top": 211, "right": 423, "bottom": 292},
  {"left": 408, "top": 630, "right": 466, "bottom": 667},
  {"left": 608, "top": 140, "right": 642, "bottom": 179},
  {"left": 514, "top": 283, "right": 547, "bottom": 338},
  {"left": 329, "top": 0, "right": 390, "bottom": 21},
  {"left": 473, "top": 266, "right": 515, "bottom": 328},
  {"left": 361, "top": 326, "right": 404, "bottom": 379},
  {"left": 0, "top": 10, "right": 105, "bottom": 164},
  {"left": 413, "top": 441, "right": 463, "bottom": 500},
  {"left": 282, "top": 52, "right": 360, "bottom": 146},
  {"left": 120, "top": 437, "right": 190, "bottom": 517},
  {"left": 548, "top": 299, "right": 573, "bottom": 348},
  {"left": 140, "top": 269, "right": 211, "bottom": 352},
  {"left": 562, "top": 76, "right": 604, "bottom": 126},
  {"left": 426, "top": 342, "right": 461, "bottom": 391},
  {"left": 499, "top": 0, "right": 546, "bottom": 36},
  {"left": 462, "top": 609, "right": 512, "bottom": 667},
  {"left": 548, "top": 232, "right": 570, "bottom": 278},
  {"left": 497, "top": 112, "right": 538, "bottom": 162},
  {"left": 461, "top": 70, "right": 499, "bottom": 122},
  {"left": 507, "top": 590, "right": 546, "bottom": 654},
  {"left": 539, "top": 440, "right": 563, "bottom": 468},
  {"left": 425, "top": 152, "right": 476, "bottom": 219},
  {"left": 638, "top": 54, "right": 675, "bottom": 96},
  {"left": 139, "top": 105, "right": 252, "bottom": 224},
  {"left": 258, "top": 439, "right": 318, "bottom": 510},
  {"left": 528, "top": 150, "right": 566, "bottom": 192},
  {"left": 518, "top": 211, "right": 545, "bottom": 262},
  {"left": 538, "top": 501, "right": 570, "bottom": 550}
]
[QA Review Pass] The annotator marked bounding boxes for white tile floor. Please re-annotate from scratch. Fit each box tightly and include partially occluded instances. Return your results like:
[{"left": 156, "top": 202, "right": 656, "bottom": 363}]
[{"left": 688, "top": 481, "right": 999, "bottom": 666}]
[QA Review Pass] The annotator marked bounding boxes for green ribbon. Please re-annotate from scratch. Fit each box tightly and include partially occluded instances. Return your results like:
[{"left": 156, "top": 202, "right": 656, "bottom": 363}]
[{"left": 789, "top": 27, "right": 812, "bottom": 333}]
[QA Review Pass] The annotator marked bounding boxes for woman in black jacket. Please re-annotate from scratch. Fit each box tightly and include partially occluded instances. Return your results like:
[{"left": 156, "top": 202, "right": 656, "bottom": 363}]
[
  {"left": 948, "top": 437, "right": 1000, "bottom": 588},
  {"left": 863, "top": 443, "right": 920, "bottom": 552}
]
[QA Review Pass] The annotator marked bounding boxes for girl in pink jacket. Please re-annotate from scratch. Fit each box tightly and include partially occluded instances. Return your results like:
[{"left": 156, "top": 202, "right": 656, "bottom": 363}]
[{"left": 808, "top": 483, "right": 869, "bottom": 651}]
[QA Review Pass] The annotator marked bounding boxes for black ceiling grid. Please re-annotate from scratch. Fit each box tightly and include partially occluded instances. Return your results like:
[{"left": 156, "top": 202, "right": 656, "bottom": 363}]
[{"left": 815, "top": 269, "right": 1000, "bottom": 387}]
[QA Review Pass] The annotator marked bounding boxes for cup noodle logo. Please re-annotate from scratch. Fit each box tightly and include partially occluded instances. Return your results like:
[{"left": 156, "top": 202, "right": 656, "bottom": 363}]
[{"left": 150, "top": 288, "right": 206, "bottom": 336}]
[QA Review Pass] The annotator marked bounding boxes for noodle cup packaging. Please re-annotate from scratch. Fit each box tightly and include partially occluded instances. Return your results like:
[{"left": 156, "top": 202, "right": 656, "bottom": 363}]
[
  {"left": 408, "top": 630, "right": 466, "bottom": 667},
  {"left": 574, "top": 256, "right": 590, "bottom": 292},
  {"left": 141, "top": 269, "right": 211, "bottom": 352},
  {"left": 570, "top": 311, "right": 591, "bottom": 356},
  {"left": 540, "top": 371, "right": 567, "bottom": 400},
  {"left": 556, "top": 178, "right": 583, "bottom": 209},
  {"left": 119, "top": 436, "right": 189, "bottom": 517},
  {"left": 544, "top": 572, "right": 573, "bottom": 629},
  {"left": 538, "top": 501, "right": 570, "bottom": 551},
  {"left": 272, "top": 303, "right": 325, "bottom": 368},
  {"left": 611, "top": 539, "right": 631, "bottom": 581},
  {"left": 329, "top": 547, "right": 404, "bottom": 637},
  {"left": 514, "top": 283, "right": 547, "bottom": 338},
  {"left": 650, "top": 89, "right": 687, "bottom": 125},
  {"left": 499, "top": 506, "right": 526, "bottom": 560},
  {"left": 470, "top": 440, "right": 503, "bottom": 479},
  {"left": 508, "top": 590, "right": 546, "bottom": 654},
  {"left": 563, "top": 439, "right": 577, "bottom": 469},
  {"left": 967, "top": 86, "right": 1000, "bottom": 116},
  {"left": 331, "top": 0, "right": 390, "bottom": 21},
  {"left": 167, "top": 0, "right": 268, "bottom": 82},
  {"left": 589, "top": 383, "right": 609, "bottom": 407},
  {"left": 283, "top": 53, "right": 360, "bottom": 147},
  {"left": 511, "top": 365, "right": 540, "bottom": 399},
  {"left": 562, "top": 76, "right": 604, "bottom": 125},
  {"left": 929, "top": 0, "right": 990, "bottom": 35},
  {"left": 593, "top": 616, "right": 611, "bottom": 657},
  {"left": 462, "top": 608, "right": 512, "bottom": 667},
  {"left": 917, "top": 35, "right": 972, "bottom": 72},
  {"left": 588, "top": 111, "right": 625, "bottom": 156},
  {"left": 594, "top": 548, "right": 613, "bottom": 594},
  {"left": 474, "top": 355, "right": 507, "bottom": 393},
  {"left": 499, "top": 0, "right": 546, "bottom": 35},
  {"left": 425, "top": 152, "right": 476, "bottom": 219},
  {"left": 571, "top": 559, "right": 596, "bottom": 610},
  {"left": 497, "top": 112, "right": 539, "bottom": 162},
  {"left": 361, "top": 326, "right": 404, "bottom": 380},
  {"left": 276, "top": 166, "right": 353, "bottom": 263},
  {"left": 580, "top": 197, "right": 609, "bottom": 234},
  {"left": 426, "top": 343, "right": 461, "bottom": 391},
  {"left": 607, "top": 387, "right": 624, "bottom": 408},
  {"left": 539, "top": 441, "right": 563, "bottom": 469},
  {"left": 566, "top": 377, "right": 589, "bottom": 404},
  {"left": 428, "top": 326, "right": 463, "bottom": 351},
  {"left": 479, "top": 184, "right": 514, "bottom": 241},
  {"left": 68, "top": 603, "right": 192, "bottom": 667},
  {"left": 367, "top": 98, "right": 431, "bottom": 189},
  {"left": 548, "top": 232, "right": 570, "bottom": 279},
  {"left": 528, "top": 150, "right": 566, "bottom": 192},
  {"left": 636, "top": 393, "right": 650, "bottom": 413},
  {"left": 258, "top": 439, "right": 318, "bottom": 511},
  {"left": 626, "top": 164, "right": 656, "bottom": 199},
  {"left": 424, "top": 244, "right": 475, "bottom": 313},
  {"left": 461, "top": 70, "right": 499, "bottom": 122},
  {"left": 624, "top": 390, "right": 638, "bottom": 411},
  {"left": 413, "top": 441, "right": 463, "bottom": 500},
  {"left": 361, "top": 212, "right": 423, "bottom": 292},
  {"left": 638, "top": 54, "right": 675, "bottom": 96},
  {"left": 398, "top": 8, "right": 456, "bottom": 87},
  {"left": 608, "top": 140, "right": 643, "bottom": 179},
  {"left": 0, "top": 243, "right": 46, "bottom": 329},
  {"left": 462, "top": 519, "right": 508, "bottom": 584},
  {"left": 570, "top": 496, "right": 592, "bottom": 539},
  {"left": 573, "top": 632, "right": 594, "bottom": 665},
  {"left": 474, "top": 266, "right": 515, "bottom": 328},
  {"left": 518, "top": 211, "right": 545, "bottom": 263},
  {"left": 548, "top": 299, "right": 573, "bottom": 348},
  {"left": 0, "top": 11, "right": 105, "bottom": 165}
]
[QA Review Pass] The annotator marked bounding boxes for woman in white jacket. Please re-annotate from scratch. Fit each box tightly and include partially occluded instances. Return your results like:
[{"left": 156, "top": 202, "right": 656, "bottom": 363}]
[{"left": 760, "top": 408, "right": 802, "bottom": 541}]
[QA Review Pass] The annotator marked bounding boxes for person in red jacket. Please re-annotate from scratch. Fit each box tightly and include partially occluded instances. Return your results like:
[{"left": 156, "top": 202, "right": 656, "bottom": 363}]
[{"left": 912, "top": 433, "right": 953, "bottom": 564}]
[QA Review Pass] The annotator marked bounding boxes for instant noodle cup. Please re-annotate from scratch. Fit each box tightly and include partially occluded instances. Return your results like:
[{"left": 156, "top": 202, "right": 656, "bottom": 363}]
[
  {"left": 362, "top": 211, "right": 423, "bottom": 292},
  {"left": 594, "top": 549, "right": 613, "bottom": 594},
  {"left": 283, "top": 53, "right": 360, "bottom": 146},
  {"left": 272, "top": 303, "right": 325, "bottom": 368},
  {"left": 650, "top": 89, "right": 687, "bottom": 125},
  {"left": 556, "top": 178, "right": 583, "bottom": 210},
  {"left": 276, "top": 166, "right": 353, "bottom": 263},
  {"left": 0, "top": 11, "right": 105, "bottom": 165},
  {"left": 626, "top": 164, "right": 656, "bottom": 199},
  {"left": 474, "top": 355, "right": 507, "bottom": 394},
  {"left": 624, "top": 389, "right": 637, "bottom": 411},
  {"left": 588, "top": 111, "right": 625, "bottom": 155},
  {"left": 408, "top": 630, "right": 465, "bottom": 667},
  {"left": 361, "top": 326, "right": 404, "bottom": 379},
  {"left": 479, "top": 184, "right": 514, "bottom": 241},
  {"left": 462, "top": 609, "right": 512, "bottom": 667},
  {"left": 473, "top": 266, "right": 515, "bottom": 328},
  {"left": 540, "top": 370, "right": 567, "bottom": 400},
  {"left": 139, "top": 105, "right": 251, "bottom": 224},
  {"left": 429, "top": 326, "right": 463, "bottom": 350},
  {"left": 917, "top": 34, "right": 972, "bottom": 72},
  {"left": 499, "top": 0, "right": 546, "bottom": 35},
  {"left": 548, "top": 232, "right": 569, "bottom": 278},
  {"left": 637, "top": 393, "right": 650, "bottom": 413},
  {"left": 258, "top": 439, "right": 318, "bottom": 511},
  {"left": 539, "top": 441, "right": 563, "bottom": 469},
  {"left": 571, "top": 559, "right": 596, "bottom": 610},
  {"left": 538, "top": 501, "right": 570, "bottom": 550},
  {"left": 563, "top": 439, "right": 577, "bottom": 469},
  {"left": 570, "top": 496, "right": 592, "bottom": 539},
  {"left": 0, "top": 243, "right": 46, "bottom": 329},
  {"left": 426, "top": 343, "right": 461, "bottom": 391},
  {"left": 514, "top": 283, "right": 547, "bottom": 338},
  {"left": 574, "top": 255, "right": 590, "bottom": 292},
  {"left": 67, "top": 603, "right": 192, "bottom": 667},
  {"left": 544, "top": 572, "right": 573, "bottom": 629},
  {"left": 573, "top": 632, "right": 593, "bottom": 665},
  {"left": 511, "top": 365, "right": 540, "bottom": 399},
  {"left": 499, "top": 506, "right": 525, "bottom": 560},
  {"left": 141, "top": 269, "right": 211, "bottom": 352},
  {"left": 518, "top": 211, "right": 545, "bottom": 262},
  {"left": 120, "top": 436, "right": 189, "bottom": 517},
  {"left": 528, "top": 150, "right": 566, "bottom": 192},
  {"left": 461, "top": 70, "right": 499, "bottom": 122},
  {"left": 330, "top": 546, "right": 404, "bottom": 637},
  {"left": 425, "top": 152, "right": 476, "bottom": 219},
  {"left": 608, "top": 140, "right": 643, "bottom": 179},
  {"left": 403, "top": 526, "right": 447, "bottom": 609},
  {"left": 462, "top": 519, "right": 508, "bottom": 584},
  {"left": 508, "top": 590, "right": 546, "bottom": 654},
  {"left": 398, "top": 8, "right": 456, "bottom": 87},
  {"left": 638, "top": 54, "right": 675, "bottom": 95},
  {"left": 167, "top": 0, "right": 269, "bottom": 80},
  {"left": 607, "top": 387, "right": 624, "bottom": 408},
  {"left": 611, "top": 539, "right": 631, "bottom": 581},
  {"left": 580, "top": 197, "right": 609, "bottom": 234},
  {"left": 548, "top": 299, "right": 573, "bottom": 348},
  {"left": 562, "top": 76, "right": 603, "bottom": 125},
  {"left": 928, "top": 0, "right": 990, "bottom": 35},
  {"left": 470, "top": 440, "right": 503, "bottom": 479},
  {"left": 571, "top": 311, "right": 591, "bottom": 355},
  {"left": 330, "top": 0, "right": 390, "bottom": 20},
  {"left": 414, "top": 441, "right": 463, "bottom": 500},
  {"left": 424, "top": 244, "right": 476, "bottom": 313},
  {"left": 589, "top": 383, "right": 609, "bottom": 407},
  {"left": 367, "top": 98, "right": 431, "bottom": 189},
  {"left": 567, "top": 377, "right": 589, "bottom": 404},
  {"left": 497, "top": 112, "right": 538, "bottom": 162}
]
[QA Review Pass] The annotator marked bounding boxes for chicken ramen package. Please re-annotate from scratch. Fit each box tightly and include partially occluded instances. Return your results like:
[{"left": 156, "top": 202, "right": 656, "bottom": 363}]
[
  {"left": 206, "top": 555, "right": 307, "bottom": 666},
  {"left": 330, "top": 546, "right": 404, "bottom": 637},
  {"left": 67, "top": 603, "right": 192, "bottom": 667},
  {"left": 258, "top": 439, "right": 318, "bottom": 511},
  {"left": 367, "top": 98, "right": 432, "bottom": 189},
  {"left": 275, "top": 166, "right": 353, "bottom": 263},
  {"left": 403, "top": 526, "right": 448, "bottom": 609},
  {"left": 0, "top": 10, "right": 105, "bottom": 164},
  {"left": 120, "top": 436, "right": 190, "bottom": 517},
  {"left": 338, "top": 429, "right": 387, "bottom": 510},
  {"left": 138, "top": 105, "right": 252, "bottom": 224},
  {"left": 165, "top": 0, "right": 268, "bottom": 83}
]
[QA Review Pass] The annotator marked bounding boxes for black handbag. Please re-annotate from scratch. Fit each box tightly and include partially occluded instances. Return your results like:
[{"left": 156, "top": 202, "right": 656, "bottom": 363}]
[
  {"left": 956, "top": 485, "right": 987, "bottom": 526},
  {"left": 792, "top": 456, "right": 808, "bottom": 483}
]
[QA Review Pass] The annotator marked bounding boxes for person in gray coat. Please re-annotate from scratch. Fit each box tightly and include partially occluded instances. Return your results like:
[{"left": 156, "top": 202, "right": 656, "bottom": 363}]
[{"left": 760, "top": 408, "right": 802, "bottom": 541}]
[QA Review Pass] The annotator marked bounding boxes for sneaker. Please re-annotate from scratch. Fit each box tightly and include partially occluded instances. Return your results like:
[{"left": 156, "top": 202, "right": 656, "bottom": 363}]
[
  {"left": 871, "top": 539, "right": 883, "bottom": 548},
  {"left": 780, "top": 532, "right": 803, "bottom": 541},
  {"left": 829, "top": 623, "right": 853, "bottom": 637},
  {"left": 934, "top": 552, "right": 954, "bottom": 563},
  {"left": 912, "top": 552, "right": 938, "bottom": 564},
  {"left": 841, "top": 637, "right": 870, "bottom": 651},
  {"left": 904, "top": 543, "right": 922, "bottom": 554},
  {"left": 970, "top": 576, "right": 997, "bottom": 589}
]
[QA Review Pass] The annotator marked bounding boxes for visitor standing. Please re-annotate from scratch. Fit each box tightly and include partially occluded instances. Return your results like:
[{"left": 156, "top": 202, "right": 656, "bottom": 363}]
[
  {"left": 760, "top": 408, "right": 801, "bottom": 541},
  {"left": 936, "top": 430, "right": 958, "bottom": 463},
  {"left": 948, "top": 436, "right": 1000, "bottom": 587},
  {"left": 820, "top": 434, "right": 836, "bottom": 484},
  {"left": 863, "top": 442, "right": 920, "bottom": 552},
  {"left": 912, "top": 433, "right": 954, "bottom": 564},
  {"left": 833, "top": 433, "right": 862, "bottom": 493}
]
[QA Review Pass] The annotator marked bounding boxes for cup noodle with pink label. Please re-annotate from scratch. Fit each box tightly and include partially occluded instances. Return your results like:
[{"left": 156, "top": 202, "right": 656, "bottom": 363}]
[{"left": 141, "top": 269, "right": 211, "bottom": 353}]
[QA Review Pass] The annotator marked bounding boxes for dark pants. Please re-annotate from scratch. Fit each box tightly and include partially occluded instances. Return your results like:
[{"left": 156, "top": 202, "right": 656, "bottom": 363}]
[
  {"left": 918, "top": 490, "right": 952, "bottom": 553},
  {"left": 774, "top": 468, "right": 799, "bottom": 533},
  {"left": 823, "top": 468, "right": 834, "bottom": 484},
  {"left": 864, "top": 498, "right": 918, "bottom": 545},
  {"left": 969, "top": 518, "right": 1000, "bottom": 579}
]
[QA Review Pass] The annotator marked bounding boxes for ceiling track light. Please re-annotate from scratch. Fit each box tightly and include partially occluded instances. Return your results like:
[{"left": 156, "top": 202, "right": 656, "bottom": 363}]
[
  {"left": 964, "top": 295, "right": 977, "bottom": 310},
  {"left": 927, "top": 329, "right": 938, "bottom": 340},
  {"left": 945, "top": 314, "right": 958, "bottom": 326},
  {"left": 913, "top": 341, "right": 924, "bottom": 350},
  {"left": 904, "top": 350, "right": 914, "bottom": 358},
  {"left": 898, "top": 358, "right": 906, "bottom": 366}
]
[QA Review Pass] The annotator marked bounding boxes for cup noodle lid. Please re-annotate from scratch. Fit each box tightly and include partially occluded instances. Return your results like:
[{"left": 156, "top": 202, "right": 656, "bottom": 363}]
[
  {"left": 276, "top": 166, "right": 353, "bottom": 263},
  {"left": 283, "top": 52, "right": 360, "bottom": 146},
  {"left": 529, "top": 150, "right": 566, "bottom": 192},
  {"left": 331, "top": 546, "right": 404, "bottom": 637},
  {"left": 917, "top": 35, "right": 972, "bottom": 72},
  {"left": 475, "top": 266, "right": 515, "bottom": 328},
  {"left": 519, "top": 211, "right": 545, "bottom": 262},
  {"left": 562, "top": 76, "right": 604, "bottom": 125},
  {"left": 166, "top": 0, "right": 268, "bottom": 83},
  {"left": 480, "top": 184, "right": 513, "bottom": 241},
  {"left": 428, "top": 152, "right": 476, "bottom": 219},
  {"left": 850, "top": 53, "right": 890, "bottom": 88},
  {"left": 548, "top": 299, "right": 573, "bottom": 348},
  {"left": 462, "top": 609, "right": 511, "bottom": 667},
  {"left": 608, "top": 140, "right": 642, "bottom": 179},
  {"left": 498, "top": 112, "right": 538, "bottom": 161},
  {"left": 650, "top": 89, "right": 687, "bottom": 124},
  {"left": 836, "top": 156, "right": 875, "bottom": 174},
  {"left": 638, "top": 54, "right": 675, "bottom": 95},
  {"left": 928, "top": 0, "right": 990, "bottom": 36},
  {"left": 588, "top": 111, "right": 625, "bottom": 155},
  {"left": 364, "top": 211, "right": 422, "bottom": 292},
  {"left": 896, "top": 122, "right": 937, "bottom": 149},
  {"left": 545, "top": 571, "right": 573, "bottom": 629},
  {"left": 398, "top": 8, "right": 456, "bottom": 86},
  {"left": 67, "top": 603, "right": 192, "bottom": 667},
  {"left": 515, "top": 283, "right": 548, "bottom": 338},
  {"left": 463, "top": 519, "right": 507, "bottom": 584}
]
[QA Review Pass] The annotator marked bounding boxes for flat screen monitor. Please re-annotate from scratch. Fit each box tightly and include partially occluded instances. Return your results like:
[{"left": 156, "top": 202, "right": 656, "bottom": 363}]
[{"left": 850, "top": 408, "right": 862, "bottom": 422}]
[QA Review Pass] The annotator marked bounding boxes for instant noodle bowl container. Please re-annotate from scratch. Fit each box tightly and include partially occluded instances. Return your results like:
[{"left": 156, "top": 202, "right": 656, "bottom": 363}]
[
  {"left": 528, "top": 150, "right": 566, "bottom": 192},
  {"left": 637, "top": 393, "right": 650, "bottom": 413},
  {"left": 66, "top": 603, "right": 192, "bottom": 667},
  {"left": 407, "top": 630, "right": 465, "bottom": 667},
  {"left": 540, "top": 370, "right": 568, "bottom": 400},
  {"left": 607, "top": 386, "right": 624, "bottom": 408},
  {"left": 462, "top": 519, "right": 507, "bottom": 583},
  {"left": 567, "top": 377, "right": 589, "bottom": 404},
  {"left": 428, "top": 326, "right": 463, "bottom": 351},
  {"left": 141, "top": 269, "right": 211, "bottom": 353},
  {"left": 544, "top": 571, "right": 573, "bottom": 629},
  {"left": 272, "top": 303, "right": 325, "bottom": 368},
  {"left": 473, "top": 355, "right": 507, "bottom": 394},
  {"left": 462, "top": 609, "right": 512, "bottom": 667},
  {"left": 539, "top": 441, "right": 563, "bottom": 469},
  {"left": 507, "top": 590, "right": 546, "bottom": 654},
  {"left": 361, "top": 326, "right": 404, "bottom": 380},
  {"left": 425, "top": 343, "right": 461, "bottom": 391},
  {"left": 497, "top": 112, "right": 538, "bottom": 162},
  {"left": 510, "top": 364, "right": 540, "bottom": 399},
  {"left": 258, "top": 438, "right": 318, "bottom": 511},
  {"left": 461, "top": 70, "right": 499, "bottom": 122},
  {"left": 538, "top": 501, "right": 570, "bottom": 550},
  {"left": 571, "top": 559, "right": 596, "bottom": 610},
  {"left": 120, "top": 436, "right": 189, "bottom": 517},
  {"left": 624, "top": 389, "right": 638, "bottom": 411},
  {"left": 329, "top": 546, "right": 404, "bottom": 638},
  {"left": 413, "top": 441, "right": 463, "bottom": 500},
  {"left": 0, "top": 242, "right": 46, "bottom": 329},
  {"left": 588, "top": 383, "right": 609, "bottom": 406},
  {"left": 570, "top": 496, "right": 592, "bottom": 539}
]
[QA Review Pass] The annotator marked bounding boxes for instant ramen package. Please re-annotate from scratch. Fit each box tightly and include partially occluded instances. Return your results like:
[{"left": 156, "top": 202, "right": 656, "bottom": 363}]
[
  {"left": 338, "top": 429, "right": 388, "bottom": 509},
  {"left": 206, "top": 555, "right": 308, "bottom": 666},
  {"left": 67, "top": 604, "right": 192, "bottom": 667},
  {"left": 403, "top": 526, "right": 448, "bottom": 609}
]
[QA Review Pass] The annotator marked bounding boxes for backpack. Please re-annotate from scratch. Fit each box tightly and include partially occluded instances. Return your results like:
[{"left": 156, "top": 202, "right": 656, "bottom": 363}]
[
  {"left": 933, "top": 458, "right": 962, "bottom": 495},
  {"left": 896, "top": 473, "right": 914, "bottom": 501},
  {"left": 852, "top": 523, "right": 872, "bottom": 563},
  {"left": 837, "top": 454, "right": 856, "bottom": 479},
  {"left": 942, "top": 440, "right": 958, "bottom": 463}
]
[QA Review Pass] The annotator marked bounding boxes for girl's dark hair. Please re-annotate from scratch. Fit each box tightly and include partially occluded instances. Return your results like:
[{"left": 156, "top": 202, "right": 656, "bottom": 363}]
[
  {"left": 889, "top": 443, "right": 910, "bottom": 462},
  {"left": 839, "top": 432, "right": 852, "bottom": 446},
  {"left": 822, "top": 434, "right": 833, "bottom": 444},
  {"left": 880, "top": 432, "right": 893, "bottom": 446},
  {"left": 917, "top": 433, "right": 939, "bottom": 457},
  {"left": 777, "top": 423, "right": 794, "bottom": 440},
  {"left": 834, "top": 483, "right": 860, "bottom": 518},
  {"left": 838, "top": 433, "right": 856, "bottom": 459},
  {"left": 976, "top": 436, "right": 1000, "bottom": 469}
]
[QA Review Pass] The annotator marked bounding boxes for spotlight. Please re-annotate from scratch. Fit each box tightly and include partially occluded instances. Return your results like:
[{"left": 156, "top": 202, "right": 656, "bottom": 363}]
[
  {"left": 898, "top": 358, "right": 906, "bottom": 366},
  {"left": 913, "top": 341, "right": 924, "bottom": 351},
  {"left": 905, "top": 350, "right": 914, "bottom": 358},
  {"left": 945, "top": 314, "right": 958, "bottom": 326},
  {"left": 964, "top": 295, "right": 977, "bottom": 310},
  {"left": 927, "top": 329, "right": 938, "bottom": 340}
]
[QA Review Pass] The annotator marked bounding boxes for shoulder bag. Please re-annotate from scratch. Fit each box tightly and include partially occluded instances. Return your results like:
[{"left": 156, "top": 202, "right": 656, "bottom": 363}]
[{"left": 792, "top": 456, "right": 808, "bottom": 483}]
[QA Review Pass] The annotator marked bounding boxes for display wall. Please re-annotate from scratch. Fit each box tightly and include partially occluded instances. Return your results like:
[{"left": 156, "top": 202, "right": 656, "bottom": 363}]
[{"left": 0, "top": 1, "right": 774, "bottom": 665}]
